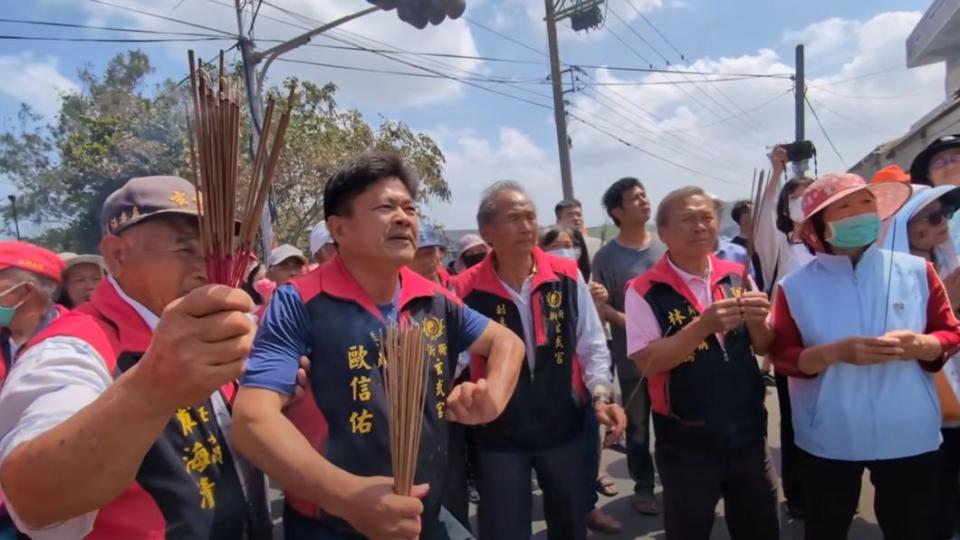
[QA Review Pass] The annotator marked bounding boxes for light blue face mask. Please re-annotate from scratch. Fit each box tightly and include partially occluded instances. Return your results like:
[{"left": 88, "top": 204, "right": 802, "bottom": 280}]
[
  {"left": 0, "top": 282, "right": 27, "bottom": 328},
  {"left": 827, "top": 212, "right": 881, "bottom": 248},
  {"left": 548, "top": 248, "right": 579, "bottom": 260}
]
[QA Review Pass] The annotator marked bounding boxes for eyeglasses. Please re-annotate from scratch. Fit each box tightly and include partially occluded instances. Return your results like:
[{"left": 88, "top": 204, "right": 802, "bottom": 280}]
[
  {"left": 930, "top": 154, "right": 960, "bottom": 171},
  {"left": 915, "top": 207, "right": 957, "bottom": 226}
]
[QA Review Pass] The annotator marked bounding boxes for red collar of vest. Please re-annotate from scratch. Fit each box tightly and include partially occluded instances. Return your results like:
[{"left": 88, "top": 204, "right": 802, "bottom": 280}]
[
  {"left": 463, "top": 247, "right": 576, "bottom": 300},
  {"left": 292, "top": 254, "right": 441, "bottom": 321},
  {"left": 84, "top": 278, "right": 154, "bottom": 353},
  {"left": 638, "top": 252, "right": 743, "bottom": 312}
]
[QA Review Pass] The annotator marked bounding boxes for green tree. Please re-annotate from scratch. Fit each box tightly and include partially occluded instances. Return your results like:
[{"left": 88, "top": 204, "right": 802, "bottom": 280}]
[{"left": 1, "top": 51, "right": 450, "bottom": 255}]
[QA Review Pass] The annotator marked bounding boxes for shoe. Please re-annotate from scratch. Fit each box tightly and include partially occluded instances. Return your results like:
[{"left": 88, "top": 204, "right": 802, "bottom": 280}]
[
  {"left": 631, "top": 494, "right": 659, "bottom": 516},
  {"left": 586, "top": 508, "right": 622, "bottom": 534}
]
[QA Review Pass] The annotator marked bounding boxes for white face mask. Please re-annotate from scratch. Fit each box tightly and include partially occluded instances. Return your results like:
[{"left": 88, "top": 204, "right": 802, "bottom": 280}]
[
  {"left": 548, "top": 248, "right": 579, "bottom": 260},
  {"left": 788, "top": 197, "right": 805, "bottom": 223}
]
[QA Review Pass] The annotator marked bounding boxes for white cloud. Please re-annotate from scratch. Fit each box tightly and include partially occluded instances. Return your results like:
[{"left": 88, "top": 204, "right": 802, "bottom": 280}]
[
  {"left": 430, "top": 10, "right": 948, "bottom": 229},
  {"left": 783, "top": 17, "right": 861, "bottom": 60},
  {"left": 0, "top": 54, "right": 77, "bottom": 117},
  {"left": 54, "top": 0, "right": 483, "bottom": 107},
  {"left": 424, "top": 126, "right": 559, "bottom": 228}
]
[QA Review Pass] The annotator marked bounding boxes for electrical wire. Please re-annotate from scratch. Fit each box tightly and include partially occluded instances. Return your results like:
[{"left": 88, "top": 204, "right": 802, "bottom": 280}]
[
  {"left": 625, "top": 0, "right": 685, "bottom": 61},
  {"left": 0, "top": 34, "right": 232, "bottom": 43},
  {"left": 0, "top": 17, "right": 231, "bottom": 37},
  {"left": 88, "top": 0, "right": 236, "bottom": 36},
  {"left": 805, "top": 95, "right": 847, "bottom": 166},
  {"left": 608, "top": 6, "right": 670, "bottom": 65}
]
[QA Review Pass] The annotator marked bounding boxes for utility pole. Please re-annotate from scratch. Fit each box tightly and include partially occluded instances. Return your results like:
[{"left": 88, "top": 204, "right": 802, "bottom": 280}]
[
  {"left": 545, "top": 0, "right": 574, "bottom": 201},
  {"left": 794, "top": 44, "right": 807, "bottom": 176},
  {"left": 544, "top": 1, "right": 605, "bottom": 201}
]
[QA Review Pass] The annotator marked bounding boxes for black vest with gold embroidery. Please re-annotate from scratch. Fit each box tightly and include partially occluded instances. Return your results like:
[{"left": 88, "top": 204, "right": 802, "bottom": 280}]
[
  {"left": 452, "top": 249, "right": 587, "bottom": 451},
  {"left": 642, "top": 272, "right": 766, "bottom": 450},
  {"left": 285, "top": 258, "right": 466, "bottom": 539}
]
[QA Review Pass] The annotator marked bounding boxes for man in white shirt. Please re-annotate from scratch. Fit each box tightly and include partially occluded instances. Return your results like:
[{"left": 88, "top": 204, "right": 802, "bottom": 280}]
[
  {"left": 0, "top": 175, "right": 270, "bottom": 539},
  {"left": 451, "top": 182, "right": 626, "bottom": 540}
]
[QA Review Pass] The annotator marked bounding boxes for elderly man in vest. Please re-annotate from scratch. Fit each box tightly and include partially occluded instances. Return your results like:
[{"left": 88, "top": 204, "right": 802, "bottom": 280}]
[
  {"left": 451, "top": 181, "right": 626, "bottom": 540},
  {"left": 625, "top": 186, "right": 778, "bottom": 540},
  {"left": 230, "top": 151, "right": 524, "bottom": 540},
  {"left": 0, "top": 176, "right": 271, "bottom": 539}
]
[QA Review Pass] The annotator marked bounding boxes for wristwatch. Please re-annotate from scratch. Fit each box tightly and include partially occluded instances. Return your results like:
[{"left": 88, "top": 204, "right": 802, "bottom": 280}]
[{"left": 592, "top": 387, "right": 612, "bottom": 405}]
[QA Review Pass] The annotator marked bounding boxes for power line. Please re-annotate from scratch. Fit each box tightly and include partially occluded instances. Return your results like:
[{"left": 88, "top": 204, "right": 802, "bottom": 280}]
[
  {"left": 805, "top": 97, "right": 883, "bottom": 133},
  {"left": 815, "top": 65, "right": 902, "bottom": 87},
  {"left": 568, "top": 111, "right": 745, "bottom": 186},
  {"left": 805, "top": 95, "right": 846, "bottom": 166},
  {"left": 88, "top": 0, "right": 236, "bottom": 37},
  {"left": 607, "top": 6, "right": 670, "bottom": 65},
  {"left": 275, "top": 56, "right": 545, "bottom": 85},
  {"left": 657, "top": 88, "right": 793, "bottom": 133},
  {"left": 625, "top": 0, "right": 685, "bottom": 61},
  {"left": 0, "top": 34, "right": 231, "bottom": 43},
  {"left": 807, "top": 85, "right": 939, "bottom": 101},
  {"left": 571, "top": 69, "right": 760, "bottom": 172},
  {"left": 604, "top": 25, "right": 655, "bottom": 68},
  {"left": 0, "top": 17, "right": 231, "bottom": 37},
  {"left": 462, "top": 16, "right": 548, "bottom": 58}
]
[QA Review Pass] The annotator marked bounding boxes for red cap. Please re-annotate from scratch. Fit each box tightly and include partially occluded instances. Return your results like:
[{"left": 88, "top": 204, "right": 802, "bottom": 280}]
[
  {"left": 871, "top": 164, "right": 911, "bottom": 183},
  {"left": 0, "top": 241, "right": 66, "bottom": 284}
]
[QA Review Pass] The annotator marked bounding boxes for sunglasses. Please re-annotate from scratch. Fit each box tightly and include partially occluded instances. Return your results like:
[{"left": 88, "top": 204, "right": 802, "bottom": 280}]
[
  {"left": 915, "top": 206, "right": 957, "bottom": 226},
  {"left": 930, "top": 154, "right": 960, "bottom": 171}
]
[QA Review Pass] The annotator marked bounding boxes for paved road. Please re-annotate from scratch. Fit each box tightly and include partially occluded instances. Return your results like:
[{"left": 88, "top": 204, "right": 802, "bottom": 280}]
[
  {"left": 270, "top": 390, "right": 885, "bottom": 539},
  {"left": 527, "top": 390, "right": 883, "bottom": 540}
]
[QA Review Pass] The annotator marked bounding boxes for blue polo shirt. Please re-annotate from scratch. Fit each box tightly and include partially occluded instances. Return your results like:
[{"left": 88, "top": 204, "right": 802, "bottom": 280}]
[{"left": 243, "top": 284, "right": 489, "bottom": 397}]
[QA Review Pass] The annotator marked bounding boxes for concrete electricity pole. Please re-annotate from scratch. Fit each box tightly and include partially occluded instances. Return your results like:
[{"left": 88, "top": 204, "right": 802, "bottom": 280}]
[
  {"left": 794, "top": 44, "right": 807, "bottom": 176},
  {"left": 543, "top": 1, "right": 605, "bottom": 201}
]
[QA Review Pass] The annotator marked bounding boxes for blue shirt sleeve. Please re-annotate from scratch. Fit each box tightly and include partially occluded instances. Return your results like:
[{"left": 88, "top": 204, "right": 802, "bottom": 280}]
[
  {"left": 457, "top": 303, "right": 490, "bottom": 353},
  {"left": 241, "top": 285, "right": 309, "bottom": 396}
]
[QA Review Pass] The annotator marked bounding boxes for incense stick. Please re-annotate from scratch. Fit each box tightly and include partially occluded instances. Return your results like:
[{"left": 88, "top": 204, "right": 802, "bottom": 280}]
[
  {"left": 185, "top": 50, "right": 297, "bottom": 287},
  {"left": 381, "top": 320, "right": 429, "bottom": 496}
]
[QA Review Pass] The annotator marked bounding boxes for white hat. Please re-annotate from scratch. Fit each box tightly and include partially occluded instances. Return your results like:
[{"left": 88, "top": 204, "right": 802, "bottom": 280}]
[
  {"left": 309, "top": 222, "right": 333, "bottom": 255},
  {"left": 269, "top": 244, "right": 308, "bottom": 267},
  {"left": 59, "top": 252, "right": 106, "bottom": 272}
]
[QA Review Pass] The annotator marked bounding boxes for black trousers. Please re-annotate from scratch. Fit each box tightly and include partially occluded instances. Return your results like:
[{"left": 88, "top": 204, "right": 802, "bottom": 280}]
[
  {"left": 938, "top": 427, "right": 960, "bottom": 540},
  {"left": 655, "top": 437, "right": 779, "bottom": 540},
  {"left": 476, "top": 436, "right": 586, "bottom": 540},
  {"left": 443, "top": 423, "right": 471, "bottom": 531},
  {"left": 799, "top": 448, "right": 939, "bottom": 540},
  {"left": 774, "top": 372, "right": 803, "bottom": 507},
  {"left": 619, "top": 376, "right": 656, "bottom": 495}
]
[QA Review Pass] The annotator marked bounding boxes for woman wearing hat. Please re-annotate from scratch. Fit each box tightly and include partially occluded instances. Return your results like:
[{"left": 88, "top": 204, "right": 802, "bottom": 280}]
[
  {"left": 57, "top": 253, "right": 106, "bottom": 309},
  {"left": 770, "top": 173, "right": 960, "bottom": 540},
  {"left": 882, "top": 184, "right": 960, "bottom": 540}
]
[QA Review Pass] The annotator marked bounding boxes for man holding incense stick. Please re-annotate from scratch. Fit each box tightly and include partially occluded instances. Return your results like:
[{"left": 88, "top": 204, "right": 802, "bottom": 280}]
[
  {"left": 231, "top": 151, "right": 524, "bottom": 540},
  {"left": 0, "top": 175, "right": 271, "bottom": 539},
  {"left": 450, "top": 181, "right": 627, "bottom": 540}
]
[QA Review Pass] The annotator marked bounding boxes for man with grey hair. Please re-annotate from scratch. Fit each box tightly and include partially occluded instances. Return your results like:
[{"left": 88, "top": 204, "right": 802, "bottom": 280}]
[
  {"left": 626, "top": 186, "right": 778, "bottom": 539},
  {"left": 452, "top": 181, "right": 626, "bottom": 540}
]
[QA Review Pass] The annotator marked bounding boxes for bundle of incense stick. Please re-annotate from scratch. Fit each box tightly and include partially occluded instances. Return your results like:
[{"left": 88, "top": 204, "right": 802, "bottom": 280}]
[
  {"left": 741, "top": 168, "right": 769, "bottom": 286},
  {"left": 186, "top": 49, "right": 296, "bottom": 287},
  {"left": 381, "top": 320, "right": 429, "bottom": 496}
]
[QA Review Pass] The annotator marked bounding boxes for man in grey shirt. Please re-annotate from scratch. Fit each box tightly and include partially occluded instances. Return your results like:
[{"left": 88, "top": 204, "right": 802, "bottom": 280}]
[{"left": 592, "top": 177, "right": 666, "bottom": 516}]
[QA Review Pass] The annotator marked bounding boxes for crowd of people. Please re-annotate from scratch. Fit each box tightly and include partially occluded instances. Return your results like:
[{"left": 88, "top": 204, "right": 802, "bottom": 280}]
[{"left": 0, "top": 135, "right": 959, "bottom": 540}]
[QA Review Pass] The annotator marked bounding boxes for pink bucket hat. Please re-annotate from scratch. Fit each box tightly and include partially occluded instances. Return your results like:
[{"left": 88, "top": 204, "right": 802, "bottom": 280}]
[{"left": 798, "top": 172, "right": 911, "bottom": 251}]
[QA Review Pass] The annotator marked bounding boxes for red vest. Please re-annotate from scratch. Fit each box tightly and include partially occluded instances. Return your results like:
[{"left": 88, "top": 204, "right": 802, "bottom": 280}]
[{"left": 21, "top": 280, "right": 268, "bottom": 539}]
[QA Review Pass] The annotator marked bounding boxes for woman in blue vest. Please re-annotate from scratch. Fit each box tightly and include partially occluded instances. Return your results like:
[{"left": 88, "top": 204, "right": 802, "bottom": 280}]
[
  {"left": 770, "top": 173, "right": 960, "bottom": 540},
  {"left": 882, "top": 183, "right": 960, "bottom": 540}
]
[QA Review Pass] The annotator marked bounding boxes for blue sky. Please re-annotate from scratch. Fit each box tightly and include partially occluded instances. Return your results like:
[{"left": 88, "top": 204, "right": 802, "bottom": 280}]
[{"left": 0, "top": 0, "right": 947, "bottom": 235}]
